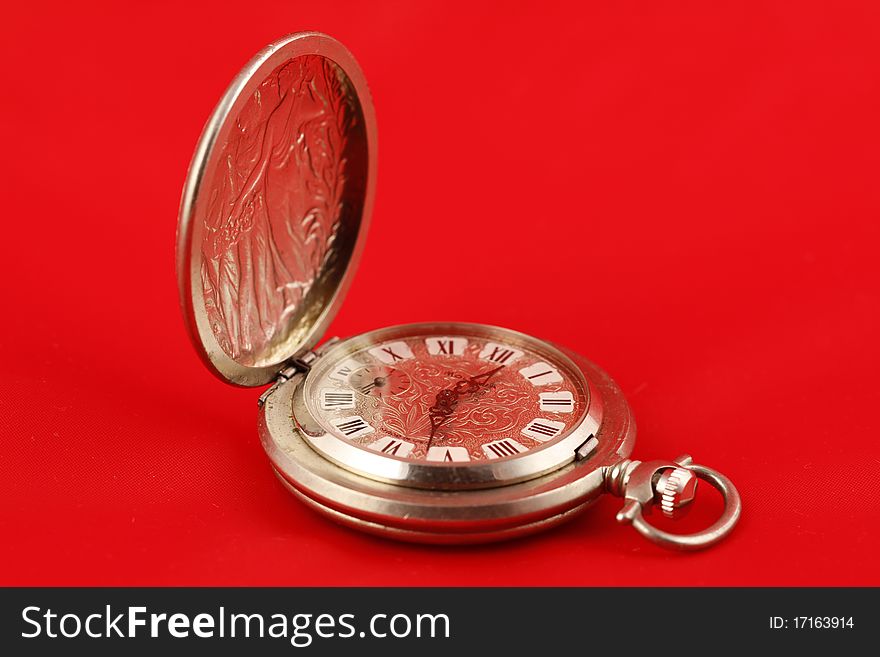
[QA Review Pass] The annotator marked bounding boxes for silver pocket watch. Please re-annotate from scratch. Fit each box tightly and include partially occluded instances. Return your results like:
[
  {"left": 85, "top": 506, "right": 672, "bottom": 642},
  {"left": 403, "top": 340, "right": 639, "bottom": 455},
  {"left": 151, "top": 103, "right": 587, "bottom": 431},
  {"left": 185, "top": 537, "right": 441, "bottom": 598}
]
[{"left": 176, "top": 32, "right": 741, "bottom": 549}]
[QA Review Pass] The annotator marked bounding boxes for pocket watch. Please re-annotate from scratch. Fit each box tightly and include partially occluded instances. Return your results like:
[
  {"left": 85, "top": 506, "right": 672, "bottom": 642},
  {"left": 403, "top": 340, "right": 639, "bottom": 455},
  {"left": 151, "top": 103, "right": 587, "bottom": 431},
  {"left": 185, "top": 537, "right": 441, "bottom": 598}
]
[{"left": 176, "top": 32, "right": 741, "bottom": 549}]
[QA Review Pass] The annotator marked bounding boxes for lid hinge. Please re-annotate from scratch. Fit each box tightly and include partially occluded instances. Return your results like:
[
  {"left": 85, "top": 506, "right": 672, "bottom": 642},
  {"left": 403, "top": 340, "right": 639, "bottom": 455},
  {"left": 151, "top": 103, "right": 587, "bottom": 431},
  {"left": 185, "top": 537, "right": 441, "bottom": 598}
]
[
  {"left": 257, "top": 357, "right": 315, "bottom": 409},
  {"left": 256, "top": 338, "right": 341, "bottom": 408}
]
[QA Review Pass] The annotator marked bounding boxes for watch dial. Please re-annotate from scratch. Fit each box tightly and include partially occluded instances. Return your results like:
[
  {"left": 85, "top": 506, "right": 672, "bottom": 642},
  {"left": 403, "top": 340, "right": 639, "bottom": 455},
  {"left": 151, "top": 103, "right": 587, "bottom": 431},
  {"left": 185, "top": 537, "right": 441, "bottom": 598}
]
[{"left": 303, "top": 327, "right": 588, "bottom": 465}]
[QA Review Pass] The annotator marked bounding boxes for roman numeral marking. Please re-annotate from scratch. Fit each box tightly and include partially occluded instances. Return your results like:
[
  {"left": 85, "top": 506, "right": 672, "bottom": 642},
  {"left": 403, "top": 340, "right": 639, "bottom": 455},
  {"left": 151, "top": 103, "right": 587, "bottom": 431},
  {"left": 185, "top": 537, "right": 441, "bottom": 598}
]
[
  {"left": 482, "top": 438, "right": 527, "bottom": 459},
  {"left": 539, "top": 391, "right": 575, "bottom": 413},
  {"left": 426, "top": 446, "right": 470, "bottom": 462},
  {"left": 426, "top": 337, "right": 468, "bottom": 356},
  {"left": 521, "top": 418, "right": 566, "bottom": 442},
  {"left": 478, "top": 342, "right": 523, "bottom": 365},
  {"left": 330, "top": 415, "right": 374, "bottom": 439},
  {"left": 487, "top": 348, "right": 516, "bottom": 364},
  {"left": 369, "top": 341, "right": 414, "bottom": 364},
  {"left": 368, "top": 437, "right": 415, "bottom": 458},
  {"left": 383, "top": 348, "right": 404, "bottom": 361},
  {"left": 329, "top": 359, "right": 358, "bottom": 382},
  {"left": 518, "top": 362, "right": 563, "bottom": 386},
  {"left": 320, "top": 389, "right": 356, "bottom": 410}
]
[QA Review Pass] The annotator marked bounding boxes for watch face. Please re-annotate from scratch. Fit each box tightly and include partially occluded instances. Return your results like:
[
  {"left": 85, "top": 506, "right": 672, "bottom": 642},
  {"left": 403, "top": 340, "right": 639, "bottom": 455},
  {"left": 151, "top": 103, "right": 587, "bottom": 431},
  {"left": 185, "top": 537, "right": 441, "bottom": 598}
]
[{"left": 299, "top": 324, "right": 599, "bottom": 488}]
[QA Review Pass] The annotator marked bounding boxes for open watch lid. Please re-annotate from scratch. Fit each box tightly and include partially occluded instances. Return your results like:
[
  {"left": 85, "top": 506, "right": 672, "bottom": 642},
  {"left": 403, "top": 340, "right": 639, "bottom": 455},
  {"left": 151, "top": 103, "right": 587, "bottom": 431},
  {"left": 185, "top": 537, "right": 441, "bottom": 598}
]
[{"left": 176, "top": 33, "right": 377, "bottom": 386}]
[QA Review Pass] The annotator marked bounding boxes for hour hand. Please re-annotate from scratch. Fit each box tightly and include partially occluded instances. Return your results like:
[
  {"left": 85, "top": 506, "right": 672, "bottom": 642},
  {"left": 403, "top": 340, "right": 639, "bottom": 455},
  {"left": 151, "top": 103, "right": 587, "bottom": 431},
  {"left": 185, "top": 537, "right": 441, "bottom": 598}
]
[{"left": 426, "top": 366, "right": 502, "bottom": 443}]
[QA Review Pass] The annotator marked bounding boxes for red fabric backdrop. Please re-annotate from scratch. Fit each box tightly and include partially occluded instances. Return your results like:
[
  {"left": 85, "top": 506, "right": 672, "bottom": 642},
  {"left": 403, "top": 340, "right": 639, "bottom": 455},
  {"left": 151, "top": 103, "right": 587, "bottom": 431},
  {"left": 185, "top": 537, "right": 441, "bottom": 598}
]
[{"left": 1, "top": 1, "right": 878, "bottom": 585}]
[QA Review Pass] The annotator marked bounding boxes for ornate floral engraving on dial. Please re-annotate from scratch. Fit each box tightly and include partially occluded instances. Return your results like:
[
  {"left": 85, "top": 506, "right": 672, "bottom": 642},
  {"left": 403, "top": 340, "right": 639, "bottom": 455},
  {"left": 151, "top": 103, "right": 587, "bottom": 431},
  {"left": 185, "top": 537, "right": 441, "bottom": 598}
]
[
  {"left": 308, "top": 335, "right": 587, "bottom": 462},
  {"left": 200, "top": 55, "right": 360, "bottom": 365}
]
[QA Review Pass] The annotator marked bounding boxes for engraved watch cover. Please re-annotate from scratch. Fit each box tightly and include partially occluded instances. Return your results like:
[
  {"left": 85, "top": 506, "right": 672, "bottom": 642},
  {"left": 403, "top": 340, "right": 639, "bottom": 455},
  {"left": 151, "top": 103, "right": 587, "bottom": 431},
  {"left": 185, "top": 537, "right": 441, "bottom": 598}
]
[{"left": 176, "top": 33, "right": 377, "bottom": 386}]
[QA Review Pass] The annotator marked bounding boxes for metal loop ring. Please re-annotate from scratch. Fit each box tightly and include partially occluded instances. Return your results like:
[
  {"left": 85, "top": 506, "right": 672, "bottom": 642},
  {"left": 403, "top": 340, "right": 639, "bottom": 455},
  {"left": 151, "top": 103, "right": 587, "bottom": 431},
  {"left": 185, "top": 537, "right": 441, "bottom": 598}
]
[{"left": 616, "top": 460, "right": 742, "bottom": 551}]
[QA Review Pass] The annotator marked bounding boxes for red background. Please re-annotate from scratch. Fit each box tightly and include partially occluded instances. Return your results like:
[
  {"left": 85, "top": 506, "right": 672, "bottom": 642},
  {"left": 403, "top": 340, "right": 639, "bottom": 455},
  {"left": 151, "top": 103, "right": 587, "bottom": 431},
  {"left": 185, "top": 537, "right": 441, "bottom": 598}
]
[{"left": 2, "top": 1, "right": 878, "bottom": 586}]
